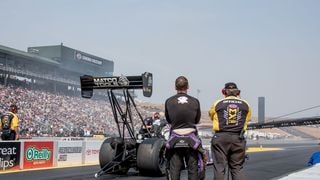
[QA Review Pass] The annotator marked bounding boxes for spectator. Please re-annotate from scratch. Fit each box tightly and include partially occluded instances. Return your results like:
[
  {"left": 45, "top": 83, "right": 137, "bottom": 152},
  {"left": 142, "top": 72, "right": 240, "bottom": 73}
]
[{"left": 308, "top": 151, "right": 320, "bottom": 166}]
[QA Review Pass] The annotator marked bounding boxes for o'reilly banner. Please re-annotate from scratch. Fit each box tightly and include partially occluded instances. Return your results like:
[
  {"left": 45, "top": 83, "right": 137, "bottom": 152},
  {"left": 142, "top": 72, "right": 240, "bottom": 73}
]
[
  {"left": 23, "top": 141, "right": 53, "bottom": 169},
  {"left": 0, "top": 142, "right": 21, "bottom": 171}
]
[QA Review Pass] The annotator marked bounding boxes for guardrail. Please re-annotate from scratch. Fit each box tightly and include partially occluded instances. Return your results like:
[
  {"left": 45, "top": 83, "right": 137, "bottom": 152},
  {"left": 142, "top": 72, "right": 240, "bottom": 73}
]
[{"left": 247, "top": 117, "right": 320, "bottom": 130}]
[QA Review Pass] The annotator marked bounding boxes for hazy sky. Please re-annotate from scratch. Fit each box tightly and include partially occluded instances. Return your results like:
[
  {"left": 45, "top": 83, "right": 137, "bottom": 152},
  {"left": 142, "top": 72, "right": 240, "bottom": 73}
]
[{"left": 1, "top": 0, "right": 320, "bottom": 119}]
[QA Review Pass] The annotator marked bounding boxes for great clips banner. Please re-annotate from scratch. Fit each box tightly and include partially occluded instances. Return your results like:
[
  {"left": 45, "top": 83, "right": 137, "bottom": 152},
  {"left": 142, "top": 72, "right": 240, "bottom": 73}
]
[
  {"left": 23, "top": 141, "right": 54, "bottom": 169},
  {"left": 0, "top": 141, "right": 21, "bottom": 171}
]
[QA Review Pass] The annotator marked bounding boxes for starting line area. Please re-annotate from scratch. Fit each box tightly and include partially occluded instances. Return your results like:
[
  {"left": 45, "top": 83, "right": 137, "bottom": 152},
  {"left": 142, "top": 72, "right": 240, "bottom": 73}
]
[{"left": 247, "top": 147, "right": 284, "bottom": 152}]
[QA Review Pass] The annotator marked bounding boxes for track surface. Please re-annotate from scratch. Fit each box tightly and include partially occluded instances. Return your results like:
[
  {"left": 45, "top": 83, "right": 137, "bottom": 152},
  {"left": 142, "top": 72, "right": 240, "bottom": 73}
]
[{"left": 0, "top": 141, "right": 319, "bottom": 180}]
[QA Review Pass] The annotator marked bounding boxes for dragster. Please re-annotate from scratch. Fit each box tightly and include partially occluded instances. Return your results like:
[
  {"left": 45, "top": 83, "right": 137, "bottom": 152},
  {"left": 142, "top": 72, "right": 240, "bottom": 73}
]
[{"left": 80, "top": 72, "right": 168, "bottom": 178}]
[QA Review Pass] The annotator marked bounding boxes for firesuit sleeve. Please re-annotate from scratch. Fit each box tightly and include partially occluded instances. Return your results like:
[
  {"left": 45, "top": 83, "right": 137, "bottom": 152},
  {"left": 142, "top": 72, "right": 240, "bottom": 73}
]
[
  {"left": 242, "top": 100, "right": 252, "bottom": 131},
  {"left": 208, "top": 100, "right": 221, "bottom": 132}
]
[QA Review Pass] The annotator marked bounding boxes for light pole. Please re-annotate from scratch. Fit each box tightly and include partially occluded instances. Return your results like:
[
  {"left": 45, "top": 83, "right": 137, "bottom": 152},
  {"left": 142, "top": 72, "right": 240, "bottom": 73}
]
[{"left": 196, "top": 89, "right": 200, "bottom": 99}]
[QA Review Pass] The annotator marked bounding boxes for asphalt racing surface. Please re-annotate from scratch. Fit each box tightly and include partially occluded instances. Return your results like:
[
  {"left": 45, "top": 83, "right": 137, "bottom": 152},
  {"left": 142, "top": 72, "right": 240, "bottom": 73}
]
[{"left": 1, "top": 141, "right": 319, "bottom": 180}]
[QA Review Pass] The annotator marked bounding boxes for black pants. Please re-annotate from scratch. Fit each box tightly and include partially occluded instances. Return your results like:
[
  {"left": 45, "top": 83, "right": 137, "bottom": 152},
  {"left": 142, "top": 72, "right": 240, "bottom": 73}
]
[
  {"left": 211, "top": 132, "right": 245, "bottom": 180},
  {"left": 169, "top": 147, "right": 199, "bottom": 180},
  {"left": 1, "top": 131, "right": 16, "bottom": 140}
]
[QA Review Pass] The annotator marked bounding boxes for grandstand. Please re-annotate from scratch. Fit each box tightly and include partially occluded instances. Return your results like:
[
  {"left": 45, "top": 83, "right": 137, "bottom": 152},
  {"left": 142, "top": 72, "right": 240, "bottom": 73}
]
[
  {"left": 0, "top": 44, "right": 113, "bottom": 95},
  {"left": 1, "top": 43, "right": 319, "bottom": 140},
  {"left": 0, "top": 44, "right": 159, "bottom": 138}
]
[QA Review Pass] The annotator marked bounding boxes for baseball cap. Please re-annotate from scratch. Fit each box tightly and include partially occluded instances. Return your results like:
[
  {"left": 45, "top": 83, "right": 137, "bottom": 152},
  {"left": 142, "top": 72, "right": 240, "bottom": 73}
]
[{"left": 225, "top": 82, "right": 238, "bottom": 89}]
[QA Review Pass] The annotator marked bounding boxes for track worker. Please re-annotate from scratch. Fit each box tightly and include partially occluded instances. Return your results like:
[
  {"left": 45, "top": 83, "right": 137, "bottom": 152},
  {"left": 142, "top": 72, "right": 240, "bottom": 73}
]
[
  {"left": 152, "top": 112, "right": 166, "bottom": 134},
  {"left": 141, "top": 116, "right": 154, "bottom": 131},
  {"left": 209, "top": 82, "right": 251, "bottom": 180},
  {"left": 165, "top": 76, "right": 202, "bottom": 180},
  {"left": 0, "top": 104, "right": 20, "bottom": 140}
]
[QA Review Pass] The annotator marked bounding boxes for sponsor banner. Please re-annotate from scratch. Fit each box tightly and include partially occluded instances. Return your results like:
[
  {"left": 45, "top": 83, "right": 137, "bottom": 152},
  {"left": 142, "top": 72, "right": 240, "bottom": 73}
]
[
  {"left": 74, "top": 51, "right": 102, "bottom": 65},
  {"left": 60, "top": 137, "right": 85, "bottom": 141},
  {"left": 84, "top": 141, "right": 101, "bottom": 164},
  {"left": 57, "top": 141, "right": 82, "bottom": 166},
  {"left": 0, "top": 142, "right": 21, "bottom": 171},
  {"left": 23, "top": 141, "right": 54, "bottom": 169}
]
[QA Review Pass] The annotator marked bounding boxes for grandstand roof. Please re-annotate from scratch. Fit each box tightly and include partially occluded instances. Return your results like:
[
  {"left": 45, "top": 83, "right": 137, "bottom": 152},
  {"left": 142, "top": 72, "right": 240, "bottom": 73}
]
[
  {"left": 0, "top": 44, "right": 60, "bottom": 65},
  {"left": 28, "top": 44, "right": 113, "bottom": 63}
]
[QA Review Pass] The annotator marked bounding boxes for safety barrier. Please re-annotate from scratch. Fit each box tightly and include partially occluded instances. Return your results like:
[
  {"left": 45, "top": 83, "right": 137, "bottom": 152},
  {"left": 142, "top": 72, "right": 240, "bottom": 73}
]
[{"left": 0, "top": 139, "right": 104, "bottom": 171}]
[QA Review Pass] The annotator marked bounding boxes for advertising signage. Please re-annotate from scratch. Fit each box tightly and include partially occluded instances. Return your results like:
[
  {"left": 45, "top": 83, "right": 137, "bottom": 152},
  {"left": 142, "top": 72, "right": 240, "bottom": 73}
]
[
  {"left": 0, "top": 142, "right": 21, "bottom": 171},
  {"left": 74, "top": 51, "right": 102, "bottom": 65},
  {"left": 83, "top": 141, "right": 100, "bottom": 164},
  {"left": 57, "top": 141, "right": 82, "bottom": 166},
  {"left": 23, "top": 141, "right": 54, "bottom": 169}
]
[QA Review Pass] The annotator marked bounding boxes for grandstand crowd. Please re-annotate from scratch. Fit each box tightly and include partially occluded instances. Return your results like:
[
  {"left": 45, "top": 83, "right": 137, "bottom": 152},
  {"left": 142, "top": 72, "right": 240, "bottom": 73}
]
[
  {"left": 0, "top": 83, "right": 319, "bottom": 139},
  {"left": 0, "top": 84, "right": 157, "bottom": 138}
]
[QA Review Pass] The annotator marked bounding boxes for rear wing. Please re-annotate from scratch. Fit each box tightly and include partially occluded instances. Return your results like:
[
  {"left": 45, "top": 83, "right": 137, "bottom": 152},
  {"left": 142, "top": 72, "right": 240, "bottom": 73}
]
[{"left": 80, "top": 72, "right": 153, "bottom": 98}]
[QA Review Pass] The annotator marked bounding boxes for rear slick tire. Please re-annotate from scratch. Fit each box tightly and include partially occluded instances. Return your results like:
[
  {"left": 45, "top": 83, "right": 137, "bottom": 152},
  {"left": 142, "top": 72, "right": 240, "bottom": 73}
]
[
  {"left": 99, "top": 137, "right": 129, "bottom": 175},
  {"left": 137, "top": 138, "right": 166, "bottom": 176}
]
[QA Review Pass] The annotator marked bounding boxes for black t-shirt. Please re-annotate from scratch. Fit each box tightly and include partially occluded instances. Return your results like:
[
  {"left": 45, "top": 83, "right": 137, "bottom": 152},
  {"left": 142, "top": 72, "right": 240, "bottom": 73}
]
[{"left": 165, "top": 93, "right": 201, "bottom": 130}]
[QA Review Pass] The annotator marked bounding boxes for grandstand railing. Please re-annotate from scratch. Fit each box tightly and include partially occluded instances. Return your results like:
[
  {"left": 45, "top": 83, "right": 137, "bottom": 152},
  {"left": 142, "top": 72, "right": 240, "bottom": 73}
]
[
  {"left": 248, "top": 116, "right": 320, "bottom": 130},
  {"left": 0, "top": 66, "right": 79, "bottom": 85}
]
